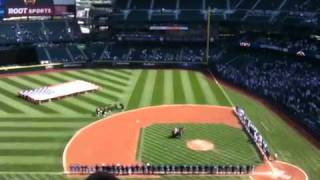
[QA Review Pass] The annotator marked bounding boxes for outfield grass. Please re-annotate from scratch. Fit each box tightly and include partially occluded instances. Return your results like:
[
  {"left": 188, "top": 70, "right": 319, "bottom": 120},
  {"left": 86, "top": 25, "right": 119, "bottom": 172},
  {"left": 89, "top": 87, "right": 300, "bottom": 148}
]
[
  {"left": 138, "top": 124, "right": 261, "bottom": 165},
  {"left": 0, "top": 69, "right": 318, "bottom": 180}
]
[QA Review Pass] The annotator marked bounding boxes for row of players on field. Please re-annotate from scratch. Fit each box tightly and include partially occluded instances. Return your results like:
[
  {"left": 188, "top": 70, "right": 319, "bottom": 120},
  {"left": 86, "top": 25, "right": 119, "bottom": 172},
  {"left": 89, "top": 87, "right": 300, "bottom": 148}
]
[
  {"left": 234, "top": 106, "right": 275, "bottom": 160},
  {"left": 69, "top": 164, "right": 255, "bottom": 175},
  {"left": 96, "top": 103, "right": 125, "bottom": 117}
]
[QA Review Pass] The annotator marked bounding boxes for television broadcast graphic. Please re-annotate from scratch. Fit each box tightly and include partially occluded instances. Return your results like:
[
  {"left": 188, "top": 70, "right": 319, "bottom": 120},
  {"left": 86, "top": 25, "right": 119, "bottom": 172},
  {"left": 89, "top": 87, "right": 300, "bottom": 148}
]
[{"left": 5, "top": 0, "right": 54, "bottom": 16}]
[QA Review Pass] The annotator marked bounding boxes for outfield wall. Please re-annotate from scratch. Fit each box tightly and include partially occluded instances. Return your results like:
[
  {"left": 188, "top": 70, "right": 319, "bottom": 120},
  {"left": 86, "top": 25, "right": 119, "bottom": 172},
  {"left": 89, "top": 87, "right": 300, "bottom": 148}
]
[{"left": 0, "top": 63, "right": 63, "bottom": 74}]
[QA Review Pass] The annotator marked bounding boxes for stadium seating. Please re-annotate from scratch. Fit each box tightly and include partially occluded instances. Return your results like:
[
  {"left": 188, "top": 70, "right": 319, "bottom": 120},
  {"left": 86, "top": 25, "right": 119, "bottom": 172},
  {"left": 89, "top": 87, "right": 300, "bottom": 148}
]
[
  {"left": 127, "top": 10, "right": 149, "bottom": 21},
  {"left": 180, "top": 0, "right": 202, "bottom": 10},
  {"left": 179, "top": 10, "right": 204, "bottom": 22},
  {"left": 130, "top": 0, "right": 151, "bottom": 9},
  {"left": 111, "top": 0, "right": 319, "bottom": 24},
  {"left": 0, "top": 22, "right": 17, "bottom": 45},
  {"left": 206, "top": 0, "right": 227, "bottom": 9},
  {"left": 74, "top": 42, "right": 206, "bottom": 63},
  {"left": 0, "top": 20, "right": 82, "bottom": 45},
  {"left": 153, "top": 0, "right": 177, "bottom": 10},
  {"left": 18, "top": 22, "right": 47, "bottom": 43},
  {"left": 212, "top": 48, "right": 320, "bottom": 138},
  {"left": 85, "top": 42, "right": 107, "bottom": 61},
  {"left": 67, "top": 44, "right": 88, "bottom": 62},
  {"left": 239, "top": 34, "right": 320, "bottom": 58},
  {"left": 151, "top": 12, "right": 176, "bottom": 22}
]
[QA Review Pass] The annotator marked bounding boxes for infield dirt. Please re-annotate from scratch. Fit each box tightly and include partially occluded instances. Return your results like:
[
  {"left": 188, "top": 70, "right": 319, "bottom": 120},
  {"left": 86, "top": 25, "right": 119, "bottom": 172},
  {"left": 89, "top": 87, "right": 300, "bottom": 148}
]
[{"left": 63, "top": 105, "right": 307, "bottom": 180}]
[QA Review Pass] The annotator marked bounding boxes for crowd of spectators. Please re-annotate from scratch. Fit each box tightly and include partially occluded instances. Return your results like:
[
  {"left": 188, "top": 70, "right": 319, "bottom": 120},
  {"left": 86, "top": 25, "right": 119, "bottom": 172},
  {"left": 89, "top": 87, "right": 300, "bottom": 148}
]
[
  {"left": 240, "top": 35, "right": 320, "bottom": 57},
  {"left": 115, "top": 29, "right": 209, "bottom": 42},
  {"left": 0, "top": 20, "right": 82, "bottom": 46},
  {"left": 36, "top": 42, "right": 206, "bottom": 64},
  {"left": 89, "top": 43, "right": 206, "bottom": 63},
  {"left": 213, "top": 50, "right": 320, "bottom": 138}
]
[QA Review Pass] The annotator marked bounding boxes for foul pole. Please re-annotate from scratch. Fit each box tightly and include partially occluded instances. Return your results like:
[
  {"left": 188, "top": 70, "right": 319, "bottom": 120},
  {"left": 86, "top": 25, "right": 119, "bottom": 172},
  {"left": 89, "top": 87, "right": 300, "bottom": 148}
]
[{"left": 206, "top": 7, "right": 211, "bottom": 65}]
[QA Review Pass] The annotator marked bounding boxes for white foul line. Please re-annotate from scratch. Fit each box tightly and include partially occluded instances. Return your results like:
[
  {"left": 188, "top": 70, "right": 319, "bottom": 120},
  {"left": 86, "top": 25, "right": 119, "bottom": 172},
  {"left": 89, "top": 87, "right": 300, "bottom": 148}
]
[{"left": 208, "top": 70, "right": 235, "bottom": 107}]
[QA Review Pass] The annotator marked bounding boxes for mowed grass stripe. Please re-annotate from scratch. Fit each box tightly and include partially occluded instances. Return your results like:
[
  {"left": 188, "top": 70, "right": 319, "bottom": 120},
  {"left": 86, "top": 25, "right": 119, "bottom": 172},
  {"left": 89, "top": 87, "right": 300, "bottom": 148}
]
[
  {"left": 0, "top": 155, "right": 60, "bottom": 164},
  {"left": 173, "top": 71, "right": 186, "bottom": 104},
  {"left": 195, "top": 73, "right": 219, "bottom": 105},
  {"left": 40, "top": 73, "right": 66, "bottom": 82},
  {"left": 208, "top": 78, "right": 231, "bottom": 106},
  {"left": 28, "top": 74, "right": 95, "bottom": 114},
  {"left": 40, "top": 73, "right": 112, "bottom": 112},
  {"left": 0, "top": 88, "right": 40, "bottom": 115},
  {"left": 0, "top": 126, "right": 78, "bottom": 132},
  {"left": 0, "top": 174, "right": 81, "bottom": 180},
  {"left": 70, "top": 71, "right": 124, "bottom": 98},
  {"left": 17, "top": 75, "right": 79, "bottom": 114},
  {"left": 0, "top": 149, "right": 62, "bottom": 156},
  {"left": 0, "top": 163, "right": 61, "bottom": 172},
  {"left": 0, "top": 121, "right": 89, "bottom": 128},
  {"left": 0, "top": 142, "right": 65, "bottom": 150},
  {"left": 127, "top": 70, "right": 148, "bottom": 109},
  {"left": 188, "top": 72, "right": 207, "bottom": 104},
  {"left": 80, "top": 70, "right": 128, "bottom": 87},
  {"left": 74, "top": 70, "right": 128, "bottom": 90},
  {"left": 1, "top": 77, "right": 57, "bottom": 114},
  {"left": 180, "top": 71, "right": 196, "bottom": 104},
  {"left": 68, "top": 71, "right": 121, "bottom": 102},
  {"left": 0, "top": 130, "right": 75, "bottom": 137},
  {"left": 61, "top": 71, "right": 121, "bottom": 100},
  {"left": 0, "top": 164, "right": 62, "bottom": 172},
  {"left": 163, "top": 70, "right": 174, "bottom": 104},
  {"left": 99, "top": 69, "right": 131, "bottom": 81},
  {"left": 0, "top": 99, "right": 23, "bottom": 113},
  {"left": 20, "top": 75, "right": 54, "bottom": 87},
  {"left": 151, "top": 70, "right": 164, "bottom": 105},
  {"left": 116, "top": 69, "right": 133, "bottom": 76},
  {"left": 139, "top": 70, "right": 157, "bottom": 107},
  {"left": 0, "top": 136, "right": 72, "bottom": 143},
  {"left": 0, "top": 80, "right": 50, "bottom": 114},
  {"left": 0, "top": 117, "right": 92, "bottom": 123}
]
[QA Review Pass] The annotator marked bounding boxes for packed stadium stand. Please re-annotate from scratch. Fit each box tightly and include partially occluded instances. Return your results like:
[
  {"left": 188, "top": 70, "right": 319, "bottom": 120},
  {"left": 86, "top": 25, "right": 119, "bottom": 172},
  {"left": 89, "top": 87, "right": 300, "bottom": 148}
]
[
  {"left": 211, "top": 48, "right": 320, "bottom": 138},
  {"left": 110, "top": 0, "right": 319, "bottom": 24},
  {"left": 0, "top": 20, "right": 82, "bottom": 45}
]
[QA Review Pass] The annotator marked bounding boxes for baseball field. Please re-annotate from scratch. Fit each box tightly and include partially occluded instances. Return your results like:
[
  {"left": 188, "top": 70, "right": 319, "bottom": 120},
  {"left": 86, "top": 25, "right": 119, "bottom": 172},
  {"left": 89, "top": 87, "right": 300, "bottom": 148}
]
[{"left": 0, "top": 69, "right": 319, "bottom": 180}]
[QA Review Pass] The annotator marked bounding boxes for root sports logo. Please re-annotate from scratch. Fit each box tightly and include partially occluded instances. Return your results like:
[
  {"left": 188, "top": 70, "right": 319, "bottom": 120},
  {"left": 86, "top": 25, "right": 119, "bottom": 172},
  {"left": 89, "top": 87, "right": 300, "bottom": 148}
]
[{"left": 5, "top": 0, "right": 54, "bottom": 17}]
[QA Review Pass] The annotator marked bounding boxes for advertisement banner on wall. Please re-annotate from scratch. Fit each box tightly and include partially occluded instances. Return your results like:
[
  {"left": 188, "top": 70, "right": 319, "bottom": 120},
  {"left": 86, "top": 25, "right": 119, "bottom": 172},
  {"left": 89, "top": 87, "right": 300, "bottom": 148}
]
[{"left": 6, "top": 0, "right": 54, "bottom": 17}]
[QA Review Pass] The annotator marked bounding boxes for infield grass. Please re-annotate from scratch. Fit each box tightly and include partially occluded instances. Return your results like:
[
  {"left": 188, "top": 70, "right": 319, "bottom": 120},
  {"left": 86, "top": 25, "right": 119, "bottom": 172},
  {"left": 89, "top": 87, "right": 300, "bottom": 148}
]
[{"left": 138, "top": 124, "right": 261, "bottom": 165}]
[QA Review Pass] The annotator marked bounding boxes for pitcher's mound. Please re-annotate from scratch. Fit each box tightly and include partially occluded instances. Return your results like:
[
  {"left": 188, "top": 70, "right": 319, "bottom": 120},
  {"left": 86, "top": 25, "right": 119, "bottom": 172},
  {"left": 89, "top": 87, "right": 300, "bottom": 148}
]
[{"left": 187, "top": 139, "right": 214, "bottom": 151}]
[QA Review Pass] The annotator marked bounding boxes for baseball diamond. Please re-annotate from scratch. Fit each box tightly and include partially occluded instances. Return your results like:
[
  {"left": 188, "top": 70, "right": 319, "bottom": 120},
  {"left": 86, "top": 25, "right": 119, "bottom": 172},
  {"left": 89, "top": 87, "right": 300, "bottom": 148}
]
[{"left": 0, "top": 69, "right": 317, "bottom": 180}]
